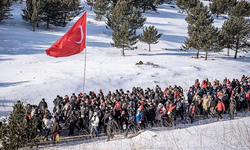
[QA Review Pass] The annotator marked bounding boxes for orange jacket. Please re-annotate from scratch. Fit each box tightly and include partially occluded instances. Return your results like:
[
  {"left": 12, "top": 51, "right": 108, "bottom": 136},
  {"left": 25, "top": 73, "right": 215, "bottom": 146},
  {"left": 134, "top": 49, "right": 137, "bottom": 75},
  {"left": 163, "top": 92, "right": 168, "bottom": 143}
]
[{"left": 216, "top": 101, "right": 225, "bottom": 111}]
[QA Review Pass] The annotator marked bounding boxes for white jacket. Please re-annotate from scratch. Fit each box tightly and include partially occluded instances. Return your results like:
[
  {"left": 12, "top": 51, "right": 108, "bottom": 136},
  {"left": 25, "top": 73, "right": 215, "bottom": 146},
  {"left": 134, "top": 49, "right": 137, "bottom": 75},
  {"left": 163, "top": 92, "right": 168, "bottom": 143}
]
[
  {"left": 91, "top": 115, "right": 99, "bottom": 127},
  {"left": 43, "top": 118, "right": 51, "bottom": 130}
]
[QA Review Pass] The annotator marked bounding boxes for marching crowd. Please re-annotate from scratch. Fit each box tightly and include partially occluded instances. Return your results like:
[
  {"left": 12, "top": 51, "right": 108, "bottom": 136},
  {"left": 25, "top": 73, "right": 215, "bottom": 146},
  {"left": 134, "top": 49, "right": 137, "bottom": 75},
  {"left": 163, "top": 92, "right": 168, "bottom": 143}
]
[{"left": 24, "top": 75, "right": 250, "bottom": 142}]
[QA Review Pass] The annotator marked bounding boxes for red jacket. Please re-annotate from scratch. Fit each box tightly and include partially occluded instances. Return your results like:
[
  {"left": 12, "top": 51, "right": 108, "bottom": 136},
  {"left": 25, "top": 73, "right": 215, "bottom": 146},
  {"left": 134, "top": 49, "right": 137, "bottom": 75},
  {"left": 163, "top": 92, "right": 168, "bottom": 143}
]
[
  {"left": 245, "top": 92, "right": 250, "bottom": 101},
  {"left": 216, "top": 101, "right": 225, "bottom": 111}
]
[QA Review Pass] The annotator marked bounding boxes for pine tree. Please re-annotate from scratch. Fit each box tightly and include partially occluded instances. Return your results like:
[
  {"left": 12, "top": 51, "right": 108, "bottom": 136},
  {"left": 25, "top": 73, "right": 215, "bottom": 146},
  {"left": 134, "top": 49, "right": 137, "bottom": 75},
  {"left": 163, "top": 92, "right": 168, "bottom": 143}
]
[
  {"left": 41, "top": 0, "right": 84, "bottom": 29},
  {"left": 0, "top": 101, "right": 40, "bottom": 150},
  {"left": 199, "top": 24, "right": 220, "bottom": 60},
  {"left": 176, "top": 0, "right": 200, "bottom": 13},
  {"left": 106, "top": 0, "right": 146, "bottom": 56},
  {"left": 41, "top": 0, "right": 60, "bottom": 29},
  {"left": 0, "top": 0, "right": 13, "bottom": 23},
  {"left": 133, "top": 0, "right": 157, "bottom": 13},
  {"left": 209, "top": 0, "right": 227, "bottom": 18},
  {"left": 129, "top": 8, "right": 147, "bottom": 33},
  {"left": 139, "top": 25, "right": 162, "bottom": 51},
  {"left": 220, "top": 16, "right": 250, "bottom": 59},
  {"left": 56, "top": 0, "right": 84, "bottom": 27},
  {"left": 21, "top": 0, "right": 42, "bottom": 31},
  {"left": 182, "top": 2, "right": 205, "bottom": 58},
  {"left": 93, "top": 0, "right": 109, "bottom": 21},
  {"left": 183, "top": 2, "right": 220, "bottom": 60},
  {"left": 229, "top": 0, "right": 250, "bottom": 17}
]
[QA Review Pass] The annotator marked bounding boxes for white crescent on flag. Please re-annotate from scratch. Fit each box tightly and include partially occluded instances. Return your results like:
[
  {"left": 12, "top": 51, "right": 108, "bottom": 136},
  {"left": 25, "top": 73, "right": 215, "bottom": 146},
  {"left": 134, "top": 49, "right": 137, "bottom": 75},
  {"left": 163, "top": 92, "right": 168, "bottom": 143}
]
[{"left": 75, "top": 25, "right": 84, "bottom": 44}]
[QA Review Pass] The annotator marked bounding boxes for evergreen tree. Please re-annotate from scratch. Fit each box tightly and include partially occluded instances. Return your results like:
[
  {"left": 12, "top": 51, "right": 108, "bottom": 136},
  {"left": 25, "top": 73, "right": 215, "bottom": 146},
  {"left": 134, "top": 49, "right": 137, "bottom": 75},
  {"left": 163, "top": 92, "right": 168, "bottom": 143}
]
[
  {"left": 220, "top": 16, "right": 250, "bottom": 59},
  {"left": 176, "top": 0, "right": 200, "bottom": 13},
  {"left": 183, "top": 2, "right": 220, "bottom": 60},
  {"left": 229, "top": 0, "right": 250, "bottom": 17},
  {"left": 199, "top": 24, "right": 220, "bottom": 60},
  {"left": 0, "top": 0, "right": 13, "bottom": 23},
  {"left": 139, "top": 25, "right": 162, "bottom": 51},
  {"left": 0, "top": 101, "right": 40, "bottom": 150},
  {"left": 41, "top": 0, "right": 61, "bottom": 29},
  {"left": 40, "top": 0, "right": 84, "bottom": 29},
  {"left": 21, "top": 0, "right": 42, "bottom": 31},
  {"left": 107, "top": 0, "right": 145, "bottom": 56},
  {"left": 209, "top": 0, "right": 227, "bottom": 18},
  {"left": 133, "top": 0, "right": 157, "bottom": 13},
  {"left": 182, "top": 2, "right": 205, "bottom": 58},
  {"left": 56, "top": 0, "right": 84, "bottom": 27},
  {"left": 129, "top": 8, "right": 147, "bottom": 32},
  {"left": 93, "top": 0, "right": 109, "bottom": 21}
]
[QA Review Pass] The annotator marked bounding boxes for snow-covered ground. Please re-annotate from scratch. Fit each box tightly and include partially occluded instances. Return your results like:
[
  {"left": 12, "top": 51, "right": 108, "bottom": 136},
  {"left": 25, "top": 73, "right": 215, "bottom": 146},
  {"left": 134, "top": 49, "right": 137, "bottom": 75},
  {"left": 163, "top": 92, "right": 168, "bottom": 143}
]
[
  {"left": 0, "top": 0, "right": 250, "bottom": 148},
  {"left": 1, "top": 1, "right": 249, "bottom": 115},
  {"left": 40, "top": 116, "right": 250, "bottom": 150}
]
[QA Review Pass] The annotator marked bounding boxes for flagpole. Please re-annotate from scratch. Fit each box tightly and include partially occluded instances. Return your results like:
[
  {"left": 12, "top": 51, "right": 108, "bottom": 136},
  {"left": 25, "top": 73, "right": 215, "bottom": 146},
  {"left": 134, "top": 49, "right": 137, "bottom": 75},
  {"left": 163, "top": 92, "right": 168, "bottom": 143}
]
[
  {"left": 83, "top": 49, "right": 87, "bottom": 94},
  {"left": 83, "top": 12, "right": 87, "bottom": 93}
]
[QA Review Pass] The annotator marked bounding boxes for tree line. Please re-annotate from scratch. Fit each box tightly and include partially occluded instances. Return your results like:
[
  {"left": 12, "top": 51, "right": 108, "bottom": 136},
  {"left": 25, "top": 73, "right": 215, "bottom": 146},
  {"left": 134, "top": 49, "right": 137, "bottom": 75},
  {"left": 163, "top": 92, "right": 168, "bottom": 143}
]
[
  {"left": 1, "top": 0, "right": 249, "bottom": 58},
  {"left": 0, "top": 0, "right": 84, "bottom": 31},
  {"left": 178, "top": 0, "right": 250, "bottom": 59}
]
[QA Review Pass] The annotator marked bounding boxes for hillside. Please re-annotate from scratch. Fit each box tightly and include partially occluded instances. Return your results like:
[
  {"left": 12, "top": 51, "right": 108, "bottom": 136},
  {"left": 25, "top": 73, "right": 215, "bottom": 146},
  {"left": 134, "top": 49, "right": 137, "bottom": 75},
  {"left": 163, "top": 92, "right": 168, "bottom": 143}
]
[
  {"left": 0, "top": 1, "right": 249, "bottom": 115},
  {"left": 42, "top": 116, "right": 250, "bottom": 150}
]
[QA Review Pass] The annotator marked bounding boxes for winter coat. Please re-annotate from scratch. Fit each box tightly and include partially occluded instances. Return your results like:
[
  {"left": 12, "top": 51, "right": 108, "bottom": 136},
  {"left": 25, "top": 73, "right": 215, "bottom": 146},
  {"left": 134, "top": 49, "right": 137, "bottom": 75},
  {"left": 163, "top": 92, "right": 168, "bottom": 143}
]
[
  {"left": 202, "top": 97, "right": 210, "bottom": 111},
  {"left": 51, "top": 121, "right": 60, "bottom": 134},
  {"left": 245, "top": 92, "right": 250, "bottom": 101},
  {"left": 91, "top": 115, "right": 99, "bottom": 127},
  {"left": 229, "top": 101, "right": 236, "bottom": 114},
  {"left": 175, "top": 100, "right": 183, "bottom": 111},
  {"left": 102, "top": 112, "right": 111, "bottom": 125},
  {"left": 136, "top": 111, "right": 143, "bottom": 122},
  {"left": 80, "top": 107, "right": 85, "bottom": 118},
  {"left": 155, "top": 107, "right": 164, "bottom": 121},
  {"left": 42, "top": 118, "right": 51, "bottom": 130},
  {"left": 216, "top": 101, "right": 225, "bottom": 111},
  {"left": 120, "top": 113, "right": 129, "bottom": 125},
  {"left": 146, "top": 105, "right": 156, "bottom": 121},
  {"left": 38, "top": 101, "right": 48, "bottom": 111},
  {"left": 53, "top": 98, "right": 61, "bottom": 106},
  {"left": 189, "top": 104, "right": 195, "bottom": 115},
  {"left": 35, "top": 114, "right": 43, "bottom": 129}
]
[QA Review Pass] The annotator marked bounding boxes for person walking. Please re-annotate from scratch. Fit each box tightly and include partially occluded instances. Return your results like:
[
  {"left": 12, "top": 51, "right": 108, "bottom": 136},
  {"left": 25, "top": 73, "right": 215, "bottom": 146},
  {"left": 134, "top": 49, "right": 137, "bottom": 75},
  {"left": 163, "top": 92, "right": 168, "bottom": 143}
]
[{"left": 90, "top": 112, "right": 99, "bottom": 137}]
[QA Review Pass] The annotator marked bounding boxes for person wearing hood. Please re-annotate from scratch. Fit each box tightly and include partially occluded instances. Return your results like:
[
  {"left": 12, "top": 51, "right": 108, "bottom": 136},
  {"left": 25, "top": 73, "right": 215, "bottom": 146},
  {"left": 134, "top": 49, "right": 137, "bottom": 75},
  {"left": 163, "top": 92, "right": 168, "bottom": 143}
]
[
  {"left": 90, "top": 111, "right": 99, "bottom": 137},
  {"left": 155, "top": 103, "right": 165, "bottom": 127}
]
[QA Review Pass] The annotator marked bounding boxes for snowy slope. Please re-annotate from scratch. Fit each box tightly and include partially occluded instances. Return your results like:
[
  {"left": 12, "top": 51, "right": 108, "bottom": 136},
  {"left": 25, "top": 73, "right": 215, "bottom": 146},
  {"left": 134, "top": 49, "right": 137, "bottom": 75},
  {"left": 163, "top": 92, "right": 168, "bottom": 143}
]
[
  {"left": 0, "top": 1, "right": 250, "bottom": 116},
  {"left": 42, "top": 116, "right": 250, "bottom": 150}
]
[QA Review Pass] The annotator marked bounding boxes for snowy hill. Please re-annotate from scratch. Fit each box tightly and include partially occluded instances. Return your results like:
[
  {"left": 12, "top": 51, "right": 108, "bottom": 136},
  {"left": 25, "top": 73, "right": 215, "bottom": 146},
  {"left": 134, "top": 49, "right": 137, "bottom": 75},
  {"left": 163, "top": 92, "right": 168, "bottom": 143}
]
[
  {"left": 41, "top": 116, "right": 250, "bottom": 150},
  {"left": 0, "top": 1, "right": 250, "bottom": 116},
  {"left": 1, "top": 0, "right": 250, "bottom": 149}
]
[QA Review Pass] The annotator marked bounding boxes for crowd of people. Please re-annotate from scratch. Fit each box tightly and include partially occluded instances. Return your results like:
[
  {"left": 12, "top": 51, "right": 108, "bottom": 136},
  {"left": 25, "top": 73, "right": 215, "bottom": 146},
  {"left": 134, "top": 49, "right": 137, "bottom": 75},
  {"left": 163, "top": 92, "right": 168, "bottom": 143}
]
[{"left": 24, "top": 75, "right": 250, "bottom": 142}]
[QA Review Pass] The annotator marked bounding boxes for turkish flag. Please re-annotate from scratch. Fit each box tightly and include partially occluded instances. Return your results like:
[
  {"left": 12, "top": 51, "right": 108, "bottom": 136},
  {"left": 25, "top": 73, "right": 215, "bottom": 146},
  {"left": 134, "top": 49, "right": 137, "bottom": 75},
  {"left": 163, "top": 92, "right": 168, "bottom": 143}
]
[{"left": 46, "top": 12, "right": 87, "bottom": 57}]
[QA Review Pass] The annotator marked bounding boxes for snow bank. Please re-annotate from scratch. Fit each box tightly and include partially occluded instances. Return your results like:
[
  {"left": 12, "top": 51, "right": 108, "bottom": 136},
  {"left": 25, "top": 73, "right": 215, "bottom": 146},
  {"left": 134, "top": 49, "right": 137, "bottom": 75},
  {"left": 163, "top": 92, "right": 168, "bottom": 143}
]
[{"left": 42, "top": 117, "right": 250, "bottom": 150}]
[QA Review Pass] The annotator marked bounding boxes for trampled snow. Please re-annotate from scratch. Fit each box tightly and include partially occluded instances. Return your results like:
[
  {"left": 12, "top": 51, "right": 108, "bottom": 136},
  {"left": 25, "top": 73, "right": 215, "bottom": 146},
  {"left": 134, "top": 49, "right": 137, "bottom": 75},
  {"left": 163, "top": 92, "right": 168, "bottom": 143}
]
[
  {"left": 0, "top": 0, "right": 250, "bottom": 149},
  {"left": 42, "top": 117, "right": 250, "bottom": 150}
]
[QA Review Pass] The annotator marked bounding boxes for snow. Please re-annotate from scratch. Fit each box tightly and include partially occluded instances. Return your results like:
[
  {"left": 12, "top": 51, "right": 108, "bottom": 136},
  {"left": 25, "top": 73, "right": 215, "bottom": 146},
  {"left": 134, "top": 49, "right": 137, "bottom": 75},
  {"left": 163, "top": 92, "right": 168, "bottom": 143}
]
[
  {"left": 41, "top": 116, "right": 250, "bottom": 150},
  {"left": 0, "top": 0, "right": 250, "bottom": 148}
]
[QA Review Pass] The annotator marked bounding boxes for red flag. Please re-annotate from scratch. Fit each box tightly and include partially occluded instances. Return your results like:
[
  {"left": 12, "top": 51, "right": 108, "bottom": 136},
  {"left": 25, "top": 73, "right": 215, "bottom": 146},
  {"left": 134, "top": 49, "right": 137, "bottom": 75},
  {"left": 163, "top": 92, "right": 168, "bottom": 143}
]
[{"left": 46, "top": 12, "right": 87, "bottom": 57}]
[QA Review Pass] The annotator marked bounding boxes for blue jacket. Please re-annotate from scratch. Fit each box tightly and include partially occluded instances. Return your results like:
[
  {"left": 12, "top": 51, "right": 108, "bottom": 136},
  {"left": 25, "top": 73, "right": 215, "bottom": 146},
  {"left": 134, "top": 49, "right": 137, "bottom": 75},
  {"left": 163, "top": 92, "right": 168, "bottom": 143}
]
[{"left": 136, "top": 111, "right": 143, "bottom": 122}]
